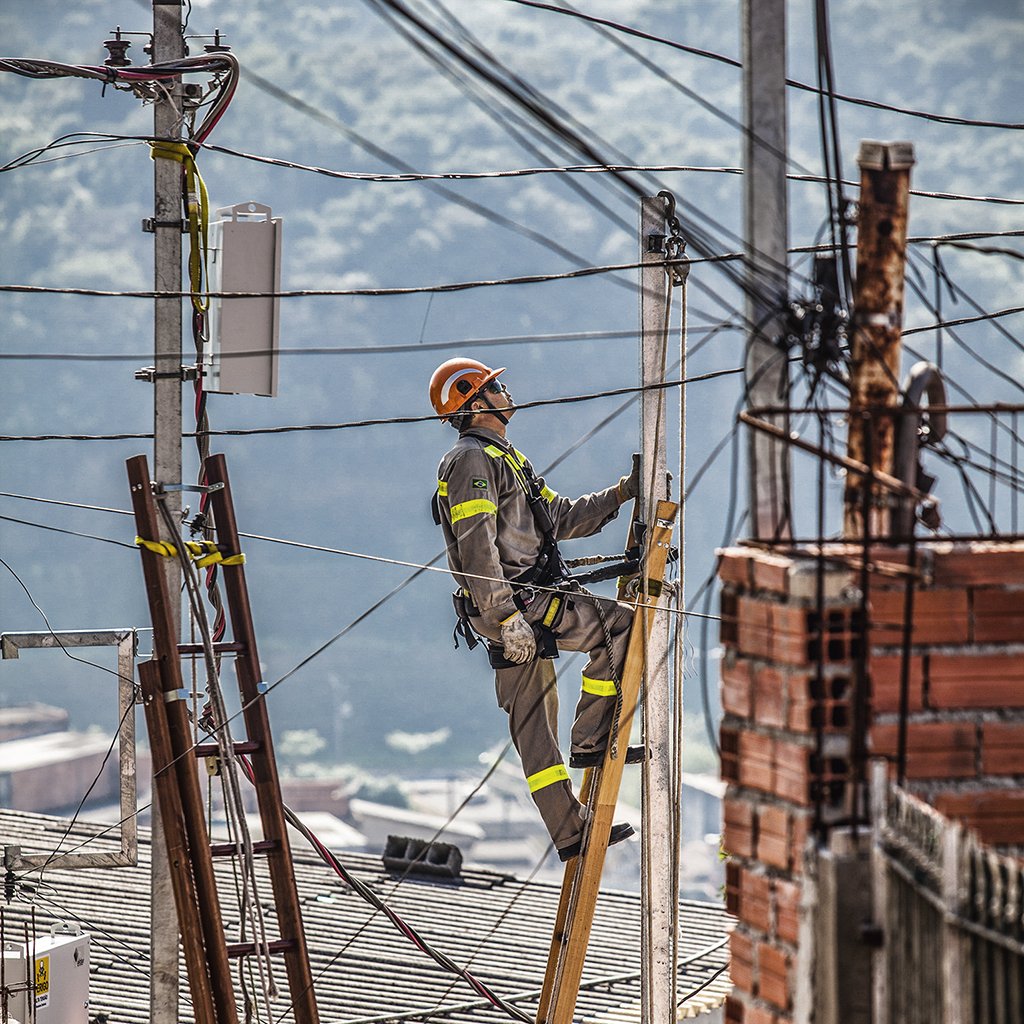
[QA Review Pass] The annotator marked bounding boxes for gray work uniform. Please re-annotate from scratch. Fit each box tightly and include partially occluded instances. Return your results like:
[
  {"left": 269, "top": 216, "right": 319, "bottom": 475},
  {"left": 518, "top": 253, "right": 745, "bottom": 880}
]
[{"left": 436, "top": 427, "right": 633, "bottom": 853}]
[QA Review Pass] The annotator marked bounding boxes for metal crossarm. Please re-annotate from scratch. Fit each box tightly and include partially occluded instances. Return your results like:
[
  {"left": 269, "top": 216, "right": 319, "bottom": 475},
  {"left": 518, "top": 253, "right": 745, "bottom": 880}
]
[{"left": 536, "top": 499, "right": 679, "bottom": 1024}]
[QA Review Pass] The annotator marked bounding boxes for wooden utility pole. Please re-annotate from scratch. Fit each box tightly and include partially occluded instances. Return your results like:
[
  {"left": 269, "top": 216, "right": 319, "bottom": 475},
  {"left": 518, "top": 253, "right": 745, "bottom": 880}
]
[
  {"left": 151, "top": 1, "right": 186, "bottom": 1018},
  {"left": 638, "top": 196, "right": 681, "bottom": 1024},
  {"left": 843, "top": 141, "right": 915, "bottom": 538},
  {"left": 742, "top": 0, "right": 792, "bottom": 541}
]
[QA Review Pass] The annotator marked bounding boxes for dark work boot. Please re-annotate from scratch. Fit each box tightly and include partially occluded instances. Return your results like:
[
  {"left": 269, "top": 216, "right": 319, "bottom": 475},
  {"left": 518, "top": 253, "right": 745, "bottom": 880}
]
[
  {"left": 568, "top": 744, "right": 647, "bottom": 769},
  {"left": 557, "top": 822, "right": 635, "bottom": 863}
]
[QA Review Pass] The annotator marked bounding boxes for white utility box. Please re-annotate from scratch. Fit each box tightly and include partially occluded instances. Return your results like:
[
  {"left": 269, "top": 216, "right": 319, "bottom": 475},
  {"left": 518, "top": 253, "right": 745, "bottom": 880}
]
[
  {"left": 2, "top": 926, "right": 90, "bottom": 1023},
  {"left": 205, "top": 201, "right": 282, "bottom": 397}
]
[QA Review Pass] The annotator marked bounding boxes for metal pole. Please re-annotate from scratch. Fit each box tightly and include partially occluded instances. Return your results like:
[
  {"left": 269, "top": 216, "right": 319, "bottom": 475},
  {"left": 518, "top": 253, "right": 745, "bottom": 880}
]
[
  {"left": 638, "top": 196, "right": 675, "bottom": 1024},
  {"left": 151, "top": 1, "right": 185, "bottom": 1019},
  {"left": 742, "top": 0, "right": 792, "bottom": 541},
  {"left": 843, "top": 140, "right": 915, "bottom": 538}
]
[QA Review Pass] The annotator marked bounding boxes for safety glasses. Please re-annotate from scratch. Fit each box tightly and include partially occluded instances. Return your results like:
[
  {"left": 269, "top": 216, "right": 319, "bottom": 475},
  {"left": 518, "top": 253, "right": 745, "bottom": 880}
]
[{"left": 482, "top": 380, "right": 505, "bottom": 394}]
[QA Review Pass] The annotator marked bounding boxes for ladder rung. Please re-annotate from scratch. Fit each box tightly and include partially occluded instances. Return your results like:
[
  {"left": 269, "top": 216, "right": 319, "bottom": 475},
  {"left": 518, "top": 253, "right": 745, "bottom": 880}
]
[
  {"left": 194, "top": 741, "right": 262, "bottom": 757},
  {"left": 177, "top": 641, "right": 247, "bottom": 655},
  {"left": 210, "top": 839, "right": 280, "bottom": 858},
  {"left": 226, "top": 938, "right": 296, "bottom": 959}
]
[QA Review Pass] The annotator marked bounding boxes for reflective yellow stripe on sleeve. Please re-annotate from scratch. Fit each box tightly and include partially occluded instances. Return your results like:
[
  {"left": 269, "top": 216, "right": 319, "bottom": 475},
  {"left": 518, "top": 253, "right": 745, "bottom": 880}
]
[
  {"left": 527, "top": 763, "right": 570, "bottom": 793},
  {"left": 450, "top": 498, "right": 497, "bottom": 524},
  {"left": 582, "top": 675, "right": 618, "bottom": 697},
  {"left": 541, "top": 485, "right": 557, "bottom": 502},
  {"left": 437, "top": 480, "right": 448, "bottom": 496}
]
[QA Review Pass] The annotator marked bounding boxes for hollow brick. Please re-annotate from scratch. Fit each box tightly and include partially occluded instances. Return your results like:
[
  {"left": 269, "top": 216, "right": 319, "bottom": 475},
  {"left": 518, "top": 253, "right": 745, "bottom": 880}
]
[
  {"left": 752, "top": 551, "right": 794, "bottom": 595},
  {"left": 929, "top": 654, "right": 1024, "bottom": 710},
  {"left": 931, "top": 545, "right": 1024, "bottom": 587},
  {"left": 869, "top": 653, "right": 924, "bottom": 713},
  {"left": 972, "top": 588, "right": 1024, "bottom": 644},
  {"left": 757, "top": 941, "right": 792, "bottom": 1011},
  {"left": 724, "top": 796, "right": 756, "bottom": 859},
  {"left": 723, "top": 657, "right": 754, "bottom": 719},
  {"left": 774, "top": 878, "right": 801, "bottom": 944},
  {"left": 739, "top": 868, "right": 772, "bottom": 934},
  {"left": 730, "top": 929, "right": 756, "bottom": 996},
  {"left": 774, "top": 740, "right": 811, "bottom": 806},
  {"left": 739, "top": 731, "right": 775, "bottom": 793},
  {"left": 931, "top": 790, "right": 1024, "bottom": 846},
  {"left": 871, "top": 588, "right": 969, "bottom": 645},
  {"left": 725, "top": 994, "right": 746, "bottom": 1024},
  {"left": 744, "top": 1005, "right": 779, "bottom": 1024},
  {"left": 757, "top": 804, "right": 790, "bottom": 870},
  {"left": 719, "top": 549, "right": 754, "bottom": 588},
  {"left": 981, "top": 722, "right": 1024, "bottom": 775},
  {"left": 753, "top": 665, "right": 787, "bottom": 729},
  {"left": 870, "top": 722, "right": 977, "bottom": 780}
]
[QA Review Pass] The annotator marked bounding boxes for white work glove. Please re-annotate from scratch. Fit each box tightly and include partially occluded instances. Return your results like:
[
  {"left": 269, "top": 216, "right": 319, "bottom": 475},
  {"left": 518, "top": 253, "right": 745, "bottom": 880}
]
[
  {"left": 617, "top": 453, "right": 641, "bottom": 503},
  {"left": 500, "top": 610, "right": 536, "bottom": 665}
]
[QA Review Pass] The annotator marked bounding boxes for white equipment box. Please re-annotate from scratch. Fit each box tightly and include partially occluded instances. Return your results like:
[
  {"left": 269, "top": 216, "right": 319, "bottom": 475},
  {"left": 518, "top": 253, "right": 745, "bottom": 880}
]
[
  {"left": 205, "top": 201, "right": 282, "bottom": 397},
  {"left": 2, "top": 926, "right": 90, "bottom": 1023}
]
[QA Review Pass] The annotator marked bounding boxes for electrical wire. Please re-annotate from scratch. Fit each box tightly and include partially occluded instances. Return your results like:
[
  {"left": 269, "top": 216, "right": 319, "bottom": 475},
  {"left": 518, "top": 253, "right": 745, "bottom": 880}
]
[
  {"left": 12, "top": 133, "right": 1023, "bottom": 210},
  {"left": 364, "top": 0, "right": 796, "bottom": 318},
  {"left": 0, "top": 254, "right": 707, "bottom": 299},
  {"left": 0, "top": 363, "right": 748, "bottom": 441},
  {"left": 0, "top": 554, "right": 137, "bottom": 688},
  {"left": 0, "top": 513, "right": 135, "bottom": 548},
  {"left": 0, "top": 54, "right": 239, "bottom": 144},
  {"left": 36, "top": 700, "right": 137, "bottom": 880},
  {"left": 237, "top": 66, "right": 637, "bottom": 293},
  {"left": 0, "top": 321, "right": 741, "bottom": 363},
  {"left": 495, "top": 0, "right": 1024, "bottom": 131}
]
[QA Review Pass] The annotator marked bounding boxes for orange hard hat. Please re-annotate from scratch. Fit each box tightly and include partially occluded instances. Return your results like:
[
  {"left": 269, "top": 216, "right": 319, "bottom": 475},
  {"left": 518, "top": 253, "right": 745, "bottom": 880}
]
[{"left": 429, "top": 358, "right": 506, "bottom": 418}]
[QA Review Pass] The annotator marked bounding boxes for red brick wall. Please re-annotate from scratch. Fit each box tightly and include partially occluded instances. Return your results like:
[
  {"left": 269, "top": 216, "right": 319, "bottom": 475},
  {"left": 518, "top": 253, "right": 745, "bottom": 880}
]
[
  {"left": 866, "top": 542, "right": 1024, "bottom": 845},
  {"left": 718, "top": 540, "right": 1024, "bottom": 1021}
]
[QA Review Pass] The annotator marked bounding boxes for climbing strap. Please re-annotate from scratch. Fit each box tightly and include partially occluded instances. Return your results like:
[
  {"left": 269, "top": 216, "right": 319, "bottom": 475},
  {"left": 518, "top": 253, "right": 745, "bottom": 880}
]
[{"left": 136, "top": 536, "right": 245, "bottom": 568}]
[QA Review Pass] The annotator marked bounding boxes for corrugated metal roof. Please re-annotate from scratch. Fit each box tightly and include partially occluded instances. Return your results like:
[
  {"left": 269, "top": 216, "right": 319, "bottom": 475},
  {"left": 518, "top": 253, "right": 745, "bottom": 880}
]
[{"left": 0, "top": 809, "right": 730, "bottom": 1022}]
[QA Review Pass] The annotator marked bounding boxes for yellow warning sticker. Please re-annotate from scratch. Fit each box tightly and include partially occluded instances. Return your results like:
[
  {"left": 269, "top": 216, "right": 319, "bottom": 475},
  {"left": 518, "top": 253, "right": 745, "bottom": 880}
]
[{"left": 35, "top": 954, "right": 50, "bottom": 1009}]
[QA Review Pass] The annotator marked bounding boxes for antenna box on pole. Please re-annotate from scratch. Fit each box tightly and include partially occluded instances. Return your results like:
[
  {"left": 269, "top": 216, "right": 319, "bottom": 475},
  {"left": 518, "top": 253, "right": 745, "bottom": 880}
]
[{"left": 205, "top": 202, "right": 282, "bottom": 397}]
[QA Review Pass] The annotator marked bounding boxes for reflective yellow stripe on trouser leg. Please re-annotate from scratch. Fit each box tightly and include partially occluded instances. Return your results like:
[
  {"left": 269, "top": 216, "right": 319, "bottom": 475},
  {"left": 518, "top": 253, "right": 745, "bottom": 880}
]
[
  {"left": 581, "top": 675, "right": 617, "bottom": 697},
  {"left": 527, "top": 763, "right": 569, "bottom": 793}
]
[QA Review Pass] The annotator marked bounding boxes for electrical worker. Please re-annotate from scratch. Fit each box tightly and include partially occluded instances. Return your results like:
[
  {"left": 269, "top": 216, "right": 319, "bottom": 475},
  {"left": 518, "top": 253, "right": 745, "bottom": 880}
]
[{"left": 429, "top": 357, "right": 643, "bottom": 862}]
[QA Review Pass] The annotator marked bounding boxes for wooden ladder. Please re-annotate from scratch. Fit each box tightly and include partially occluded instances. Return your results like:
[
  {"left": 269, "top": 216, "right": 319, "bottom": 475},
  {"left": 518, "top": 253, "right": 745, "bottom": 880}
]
[
  {"left": 128, "top": 452, "right": 319, "bottom": 1024},
  {"left": 535, "top": 499, "right": 678, "bottom": 1024}
]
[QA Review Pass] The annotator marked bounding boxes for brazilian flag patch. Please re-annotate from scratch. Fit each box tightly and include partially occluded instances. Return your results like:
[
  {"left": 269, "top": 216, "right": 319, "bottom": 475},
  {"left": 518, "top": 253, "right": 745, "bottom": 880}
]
[{"left": 472, "top": 478, "right": 489, "bottom": 489}]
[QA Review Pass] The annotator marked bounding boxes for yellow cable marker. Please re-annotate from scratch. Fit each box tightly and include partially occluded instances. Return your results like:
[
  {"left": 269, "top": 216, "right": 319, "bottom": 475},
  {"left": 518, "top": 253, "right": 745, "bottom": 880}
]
[
  {"left": 135, "top": 536, "right": 245, "bottom": 567},
  {"left": 149, "top": 141, "right": 210, "bottom": 312}
]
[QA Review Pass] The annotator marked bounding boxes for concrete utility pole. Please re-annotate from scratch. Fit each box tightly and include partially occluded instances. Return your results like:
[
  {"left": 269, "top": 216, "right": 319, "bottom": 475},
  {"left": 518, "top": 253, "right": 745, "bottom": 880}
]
[
  {"left": 843, "top": 141, "right": 915, "bottom": 538},
  {"left": 151, "top": 1, "right": 185, "bottom": 1019},
  {"left": 742, "top": 0, "right": 792, "bottom": 541},
  {"left": 638, "top": 196, "right": 679, "bottom": 1024}
]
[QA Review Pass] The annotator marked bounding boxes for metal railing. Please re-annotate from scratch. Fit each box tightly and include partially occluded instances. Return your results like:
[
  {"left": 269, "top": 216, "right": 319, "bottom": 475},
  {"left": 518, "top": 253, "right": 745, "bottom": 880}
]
[{"left": 872, "top": 765, "right": 1024, "bottom": 1024}]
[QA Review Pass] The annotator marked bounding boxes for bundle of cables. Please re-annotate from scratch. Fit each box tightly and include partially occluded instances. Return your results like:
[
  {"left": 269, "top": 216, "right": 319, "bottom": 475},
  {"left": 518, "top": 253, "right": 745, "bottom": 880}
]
[{"left": 0, "top": 54, "right": 238, "bottom": 144}]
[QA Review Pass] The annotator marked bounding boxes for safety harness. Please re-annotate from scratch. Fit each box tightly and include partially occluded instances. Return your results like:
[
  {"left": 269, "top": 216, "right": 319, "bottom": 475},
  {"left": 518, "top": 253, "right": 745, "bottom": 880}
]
[{"left": 433, "top": 432, "right": 570, "bottom": 667}]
